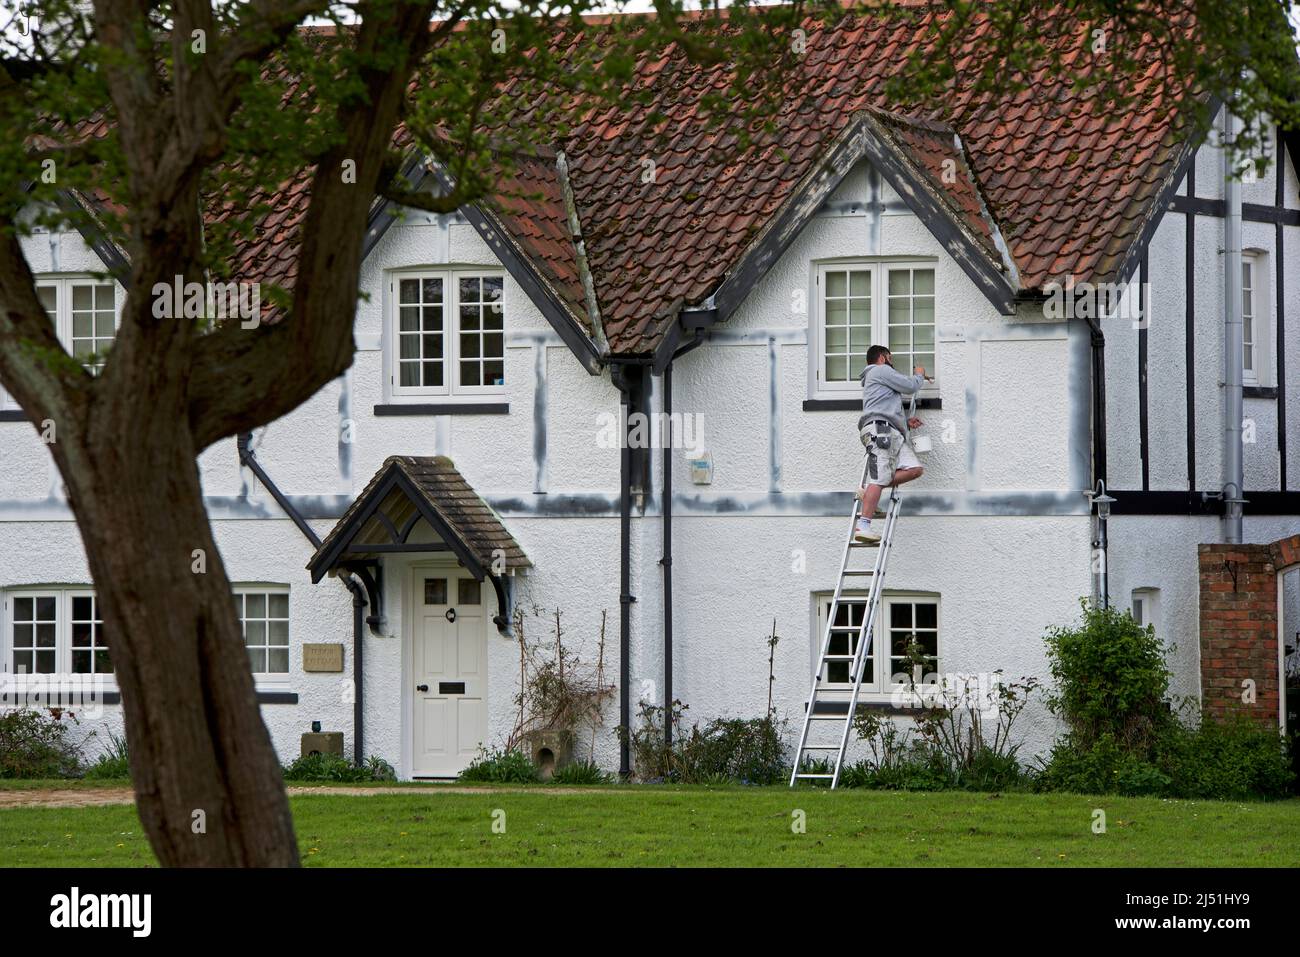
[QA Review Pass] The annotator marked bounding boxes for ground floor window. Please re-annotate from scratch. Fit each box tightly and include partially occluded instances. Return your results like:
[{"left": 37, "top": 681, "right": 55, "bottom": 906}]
[
  {"left": 5, "top": 589, "right": 110, "bottom": 677},
  {"left": 815, "top": 592, "right": 940, "bottom": 694}
]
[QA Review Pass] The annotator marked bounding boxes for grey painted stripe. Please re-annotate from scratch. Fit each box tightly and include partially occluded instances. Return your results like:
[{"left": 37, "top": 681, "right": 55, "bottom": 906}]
[
  {"left": 816, "top": 198, "right": 912, "bottom": 218},
  {"left": 769, "top": 335, "right": 782, "bottom": 493},
  {"left": 1068, "top": 321, "right": 1092, "bottom": 490},
  {"left": 706, "top": 327, "right": 807, "bottom": 345},
  {"left": 338, "top": 370, "right": 352, "bottom": 489},
  {"left": 964, "top": 337, "right": 981, "bottom": 491},
  {"left": 0, "top": 488, "right": 1094, "bottom": 522},
  {"left": 533, "top": 344, "right": 548, "bottom": 494},
  {"left": 868, "top": 167, "right": 883, "bottom": 255}
]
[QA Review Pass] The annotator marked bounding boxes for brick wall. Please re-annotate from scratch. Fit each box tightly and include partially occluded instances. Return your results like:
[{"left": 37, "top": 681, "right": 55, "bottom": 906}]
[{"left": 1197, "top": 534, "right": 1300, "bottom": 724}]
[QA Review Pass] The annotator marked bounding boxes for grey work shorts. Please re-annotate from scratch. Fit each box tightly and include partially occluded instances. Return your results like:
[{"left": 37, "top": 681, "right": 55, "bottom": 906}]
[{"left": 860, "top": 420, "right": 920, "bottom": 486}]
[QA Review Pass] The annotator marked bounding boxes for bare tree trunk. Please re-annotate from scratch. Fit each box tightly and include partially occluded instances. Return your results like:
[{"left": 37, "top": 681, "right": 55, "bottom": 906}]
[{"left": 63, "top": 422, "right": 298, "bottom": 866}]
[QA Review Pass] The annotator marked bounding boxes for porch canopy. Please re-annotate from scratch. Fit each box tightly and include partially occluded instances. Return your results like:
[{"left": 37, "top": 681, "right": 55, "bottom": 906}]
[{"left": 307, "top": 455, "right": 530, "bottom": 632}]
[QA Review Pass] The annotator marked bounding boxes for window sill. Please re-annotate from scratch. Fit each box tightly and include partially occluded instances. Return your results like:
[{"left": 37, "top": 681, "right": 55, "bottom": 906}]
[
  {"left": 1243, "top": 385, "right": 1278, "bottom": 399},
  {"left": 253, "top": 689, "right": 300, "bottom": 705},
  {"left": 803, "top": 397, "right": 942, "bottom": 412},
  {"left": 13, "top": 689, "right": 300, "bottom": 706},
  {"left": 374, "top": 402, "right": 509, "bottom": 416},
  {"left": 810, "top": 699, "right": 922, "bottom": 718}
]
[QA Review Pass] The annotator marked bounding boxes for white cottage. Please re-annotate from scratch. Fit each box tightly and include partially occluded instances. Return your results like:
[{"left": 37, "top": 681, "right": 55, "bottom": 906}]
[{"left": 3, "top": 12, "right": 1298, "bottom": 778}]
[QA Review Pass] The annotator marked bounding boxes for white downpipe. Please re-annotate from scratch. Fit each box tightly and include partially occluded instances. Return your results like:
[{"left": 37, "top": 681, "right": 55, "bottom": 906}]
[{"left": 1223, "top": 109, "right": 1245, "bottom": 544}]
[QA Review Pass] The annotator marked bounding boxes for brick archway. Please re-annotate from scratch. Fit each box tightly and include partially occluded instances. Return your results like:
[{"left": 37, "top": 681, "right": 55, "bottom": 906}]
[{"left": 1197, "top": 533, "right": 1300, "bottom": 725}]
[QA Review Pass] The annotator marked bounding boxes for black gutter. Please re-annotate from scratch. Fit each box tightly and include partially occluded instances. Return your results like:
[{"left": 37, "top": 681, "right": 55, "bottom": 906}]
[
  {"left": 238, "top": 432, "right": 367, "bottom": 764},
  {"left": 660, "top": 362, "right": 673, "bottom": 747}
]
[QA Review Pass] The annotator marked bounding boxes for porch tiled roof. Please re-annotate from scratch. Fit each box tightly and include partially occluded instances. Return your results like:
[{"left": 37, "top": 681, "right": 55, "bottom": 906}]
[{"left": 308, "top": 455, "right": 530, "bottom": 580}]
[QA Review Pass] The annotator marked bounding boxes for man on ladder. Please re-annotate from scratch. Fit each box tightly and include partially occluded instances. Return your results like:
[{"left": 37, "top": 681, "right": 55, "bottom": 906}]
[{"left": 855, "top": 346, "right": 929, "bottom": 544}]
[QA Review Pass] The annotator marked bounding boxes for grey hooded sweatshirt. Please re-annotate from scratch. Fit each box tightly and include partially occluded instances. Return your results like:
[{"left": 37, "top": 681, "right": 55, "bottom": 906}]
[{"left": 857, "top": 363, "right": 924, "bottom": 434}]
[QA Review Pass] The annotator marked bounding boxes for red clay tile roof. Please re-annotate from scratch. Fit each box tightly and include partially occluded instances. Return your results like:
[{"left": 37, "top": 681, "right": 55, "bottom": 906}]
[
  {"left": 58, "top": 5, "right": 1200, "bottom": 361},
  {"left": 486, "top": 7, "right": 1196, "bottom": 355}
]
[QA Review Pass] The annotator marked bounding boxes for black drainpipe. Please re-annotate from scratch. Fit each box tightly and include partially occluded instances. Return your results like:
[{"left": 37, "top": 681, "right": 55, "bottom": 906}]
[
  {"left": 239, "top": 432, "right": 366, "bottom": 763},
  {"left": 661, "top": 362, "right": 673, "bottom": 747},
  {"left": 1086, "top": 320, "right": 1110, "bottom": 607},
  {"left": 614, "top": 374, "right": 633, "bottom": 777},
  {"left": 343, "top": 575, "right": 365, "bottom": 763}
]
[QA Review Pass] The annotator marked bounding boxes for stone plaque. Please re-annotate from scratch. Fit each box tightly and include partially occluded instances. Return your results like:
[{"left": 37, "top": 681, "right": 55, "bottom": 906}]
[{"left": 302, "top": 643, "right": 344, "bottom": 673}]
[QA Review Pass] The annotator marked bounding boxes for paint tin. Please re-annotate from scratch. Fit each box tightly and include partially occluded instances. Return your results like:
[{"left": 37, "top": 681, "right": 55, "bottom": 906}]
[{"left": 913, "top": 435, "right": 933, "bottom": 454}]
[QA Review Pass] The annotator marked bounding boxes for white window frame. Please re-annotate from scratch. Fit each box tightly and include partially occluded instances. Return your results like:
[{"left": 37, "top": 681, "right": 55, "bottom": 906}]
[
  {"left": 233, "top": 585, "right": 291, "bottom": 683},
  {"left": 1131, "top": 587, "right": 1161, "bottom": 633},
  {"left": 386, "top": 268, "right": 506, "bottom": 400},
  {"left": 37, "top": 275, "right": 122, "bottom": 374},
  {"left": 0, "top": 277, "right": 121, "bottom": 411},
  {"left": 810, "top": 259, "right": 938, "bottom": 401},
  {"left": 1241, "top": 251, "right": 1271, "bottom": 387},
  {"left": 813, "top": 591, "right": 941, "bottom": 699},
  {"left": 2, "top": 587, "right": 116, "bottom": 688}
]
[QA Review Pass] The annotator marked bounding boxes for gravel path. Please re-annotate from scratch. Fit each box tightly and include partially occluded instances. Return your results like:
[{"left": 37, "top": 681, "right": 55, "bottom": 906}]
[{"left": 0, "top": 784, "right": 633, "bottom": 808}]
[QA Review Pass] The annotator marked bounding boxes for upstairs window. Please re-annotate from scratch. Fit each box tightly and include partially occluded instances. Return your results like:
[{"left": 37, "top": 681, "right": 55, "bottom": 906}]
[
  {"left": 813, "top": 261, "right": 937, "bottom": 399},
  {"left": 390, "top": 270, "right": 505, "bottom": 398},
  {"left": 38, "top": 277, "right": 119, "bottom": 375},
  {"left": 1241, "top": 251, "right": 1272, "bottom": 387}
]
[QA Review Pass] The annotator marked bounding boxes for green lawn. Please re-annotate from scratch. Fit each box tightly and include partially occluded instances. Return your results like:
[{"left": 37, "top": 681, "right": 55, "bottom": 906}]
[{"left": 2, "top": 786, "right": 1298, "bottom": 866}]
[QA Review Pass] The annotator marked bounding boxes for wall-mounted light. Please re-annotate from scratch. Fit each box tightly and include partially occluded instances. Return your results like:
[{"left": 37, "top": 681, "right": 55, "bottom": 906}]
[{"left": 1085, "top": 480, "right": 1117, "bottom": 608}]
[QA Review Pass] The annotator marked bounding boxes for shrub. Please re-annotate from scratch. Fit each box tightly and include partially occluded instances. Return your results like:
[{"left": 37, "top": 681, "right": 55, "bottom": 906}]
[
  {"left": 549, "top": 760, "right": 613, "bottom": 785},
  {"left": 83, "top": 730, "right": 131, "bottom": 780},
  {"left": 1036, "top": 732, "right": 1172, "bottom": 796},
  {"left": 1044, "top": 600, "right": 1173, "bottom": 750},
  {"left": 0, "top": 708, "right": 83, "bottom": 779},
  {"left": 839, "top": 750, "right": 955, "bottom": 791},
  {"left": 625, "top": 701, "right": 789, "bottom": 784},
  {"left": 1036, "top": 602, "right": 1295, "bottom": 799},
  {"left": 282, "top": 752, "right": 396, "bottom": 783},
  {"left": 844, "top": 667, "right": 1036, "bottom": 793},
  {"left": 1157, "top": 716, "right": 1294, "bottom": 800},
  {"left": 458, "top": 747, "right": 539, "bottom": 784}
]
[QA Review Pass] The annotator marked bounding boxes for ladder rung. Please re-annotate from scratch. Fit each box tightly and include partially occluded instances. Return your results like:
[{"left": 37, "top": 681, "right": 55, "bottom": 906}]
[
  {"left": 794, "top": 773, "right": 835, "bottom": 779},
  {"left": 841, "top": 570, "right": 874, "bottom": 576},
  {"left": 849, "top": 541, "right": 880, "bottom": 548},
  {"left": 822, "top": 654, "right": 857, "bottom": 661},
  {"left": 799, "top": 745, "right": 842, "bottom": 750}
]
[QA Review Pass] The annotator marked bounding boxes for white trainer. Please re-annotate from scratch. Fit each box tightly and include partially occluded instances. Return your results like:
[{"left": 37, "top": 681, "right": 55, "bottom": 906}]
[{"left": 853, "top": 519, "right": 880, "bottom": 544}]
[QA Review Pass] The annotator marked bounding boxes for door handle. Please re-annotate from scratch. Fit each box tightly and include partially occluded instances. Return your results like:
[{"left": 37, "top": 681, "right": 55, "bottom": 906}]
[{"left": 416, "top": 684, "right": 429, "bottom": 692}]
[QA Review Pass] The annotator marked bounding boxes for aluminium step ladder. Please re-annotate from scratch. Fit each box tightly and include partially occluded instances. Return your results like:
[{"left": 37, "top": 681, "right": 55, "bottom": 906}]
[{"left": 790, "top": 401, "right": 914, "bottom": 788}]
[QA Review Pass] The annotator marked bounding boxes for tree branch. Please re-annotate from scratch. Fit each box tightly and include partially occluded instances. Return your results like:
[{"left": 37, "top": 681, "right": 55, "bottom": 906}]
[
  {"left": 0, "top": 218, "right": 90, "bottom": 430},
  {"left": 184, "top": 1, "right": 441, "bottom": 450}
]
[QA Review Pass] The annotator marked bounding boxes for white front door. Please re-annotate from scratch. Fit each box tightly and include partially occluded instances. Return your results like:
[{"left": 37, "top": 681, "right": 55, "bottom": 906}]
[{"left": 411, "top": 570, "right": 487, "bottom": 777}]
